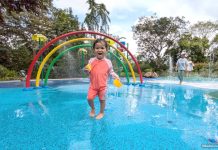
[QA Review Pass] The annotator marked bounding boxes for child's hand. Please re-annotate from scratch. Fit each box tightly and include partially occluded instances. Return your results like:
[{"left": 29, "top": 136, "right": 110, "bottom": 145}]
[{"left": 116, "top": 77, "right": 120, "bottom": 81}]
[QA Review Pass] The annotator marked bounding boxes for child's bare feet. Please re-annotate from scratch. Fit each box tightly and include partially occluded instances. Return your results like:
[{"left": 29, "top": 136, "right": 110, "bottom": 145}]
[
  {"left": 89, "top": 109, "right": 95, "bottom": 117},
  {"left": 96, "top": 113, "right": 104, "bottom": 120}
]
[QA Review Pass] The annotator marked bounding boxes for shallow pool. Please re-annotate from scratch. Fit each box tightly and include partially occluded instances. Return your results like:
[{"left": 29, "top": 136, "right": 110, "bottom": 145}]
[{"left": 0, "top": 80, "right": 218, "bottom": 149}]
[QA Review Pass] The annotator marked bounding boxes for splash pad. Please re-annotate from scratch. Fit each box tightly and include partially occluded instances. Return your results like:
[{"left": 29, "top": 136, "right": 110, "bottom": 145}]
[{"left": 25, "top": 31, "right": 143, "bottom": 88}]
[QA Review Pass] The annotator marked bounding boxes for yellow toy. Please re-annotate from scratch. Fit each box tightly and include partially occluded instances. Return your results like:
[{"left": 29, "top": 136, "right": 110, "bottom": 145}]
[
  {"left": 85, "top": 64, "right": 91, "bottom": 71},
  {"left": 113, "top": 79, "right": 122, "bottom": 88}
]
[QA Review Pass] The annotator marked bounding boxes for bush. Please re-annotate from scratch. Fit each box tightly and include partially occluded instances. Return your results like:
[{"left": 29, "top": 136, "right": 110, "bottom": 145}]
[
  {"left": 0, "top": 65, "right": 18, "bottom": 80},
  {"left": 144, "top": 68, "right": 152, "bottom": 72},
  {"left": 194, "top": 63, "right": 208, "bottom": 72}
]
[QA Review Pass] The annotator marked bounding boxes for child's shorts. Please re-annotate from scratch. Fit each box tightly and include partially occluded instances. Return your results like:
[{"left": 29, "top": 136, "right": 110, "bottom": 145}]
[{"left": 87, "top": 86, "right": 107, "bottom": 100}]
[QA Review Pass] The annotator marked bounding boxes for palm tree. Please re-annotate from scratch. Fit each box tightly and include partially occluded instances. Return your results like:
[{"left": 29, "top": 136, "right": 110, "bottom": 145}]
[
  {"left": 98, "top": 3, "right": 110, "bottom": 33},
  {"left": 84, "top": 0, "right": 110, "bottom": 33}
]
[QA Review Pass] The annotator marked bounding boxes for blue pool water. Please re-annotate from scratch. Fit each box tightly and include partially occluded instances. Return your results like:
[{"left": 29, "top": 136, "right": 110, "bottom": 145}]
[{"left": 0, "top": 80, "right": 218, "bottom": 149}]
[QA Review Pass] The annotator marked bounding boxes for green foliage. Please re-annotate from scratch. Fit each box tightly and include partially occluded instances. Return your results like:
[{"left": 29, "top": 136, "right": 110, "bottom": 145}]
[
  {"left": 0, "top": 0, "right": 52, "bottom": 23},
  {"left": 194, "top": 63, "right": 208, "bottom": 72},
  {"left": 0, "top": 65, "right": 18, "bottom": 80},
  {"left": 138, "top": 62, "right": 152, "bottom": 72},
  {"left": 0, "top": 2, "right": 81, "bottom": 80},
  {"left": 0, "top": 46, "right": 32, "bottom": 71},
  {"left": 0, "top": 1, "right": 54, "bottom": 51},
  {"left": 51, "top": 8, "right": 80, "bottom": 36},
  {"left": 177, "top": 34, "right": 209, "bottom": 63}
]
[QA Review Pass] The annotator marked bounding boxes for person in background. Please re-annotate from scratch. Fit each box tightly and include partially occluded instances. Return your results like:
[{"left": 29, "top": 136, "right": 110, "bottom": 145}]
[
  {"left": 176, "top": 51, "right": 188, "bottom": 85},
  {"left": 19, "top": 70, "right": 26, "bottom": 81},
  {"left": 186, "top": 57, "right": 194, "bottom": 76},
  {"left": 144, "top": 71, "right": 158, "bottom": 78},
  {"left": 84, "top": 38, "right": 120, "bottom": 120}
]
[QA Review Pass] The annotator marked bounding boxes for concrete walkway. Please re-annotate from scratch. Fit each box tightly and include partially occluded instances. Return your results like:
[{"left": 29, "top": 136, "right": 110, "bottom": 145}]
[{"left": 147, "top": 80, "right": 218, "bottom": 90}]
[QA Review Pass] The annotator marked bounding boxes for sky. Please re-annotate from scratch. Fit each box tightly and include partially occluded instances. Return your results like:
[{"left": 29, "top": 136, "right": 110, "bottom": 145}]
[{"left": 53, "top": 0, "right": 218, "bottom": 55}]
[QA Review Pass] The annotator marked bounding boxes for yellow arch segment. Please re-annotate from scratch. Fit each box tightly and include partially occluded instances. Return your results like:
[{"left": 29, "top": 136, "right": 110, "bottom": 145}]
[{"left": 36, "top": 38, "right": 136, "bottom": 87}]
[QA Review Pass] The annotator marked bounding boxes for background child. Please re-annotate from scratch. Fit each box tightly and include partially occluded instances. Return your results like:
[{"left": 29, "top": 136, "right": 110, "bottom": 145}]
[
  {"left": 187, "top": 57, "right": 194, "bottom": 76},
  {"left": 84, "top": 38, "right": 119, "bottom": 120},
  {"left": 176, "top": 51, "right": 188, "bottom": 85}
]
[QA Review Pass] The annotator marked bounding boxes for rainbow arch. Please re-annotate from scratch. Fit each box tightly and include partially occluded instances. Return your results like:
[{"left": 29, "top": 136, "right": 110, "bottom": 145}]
[
  {"left": 26, "top": 31, "right": 143, "bottom": 88},
  {"left": 36, "top": 38, "right": 135, "bottom": 87},
  {"left": 43, "top": 44, "right": 130, "bottom": 86}
]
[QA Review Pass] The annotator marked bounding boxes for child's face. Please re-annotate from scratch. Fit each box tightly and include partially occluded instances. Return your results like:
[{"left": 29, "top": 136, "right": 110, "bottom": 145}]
[{"left": 94, "top": 42, "right": 107, "bottom": 60}]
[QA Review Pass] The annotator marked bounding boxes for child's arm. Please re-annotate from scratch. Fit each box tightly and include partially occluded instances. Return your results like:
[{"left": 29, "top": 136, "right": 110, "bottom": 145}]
[
  {"left": 110, "top": 69, "right": 119, "bottom": 79},
  {"left": 107, "top": 59, "right": 120, "bottom": 79}
]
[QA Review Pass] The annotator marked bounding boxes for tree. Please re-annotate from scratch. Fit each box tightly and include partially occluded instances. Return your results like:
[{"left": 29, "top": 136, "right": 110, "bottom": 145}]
[
  {"left": 0, "top": 0, "right": 52, "bottom": 24},
  {"left": 84, "top": 0, "right": 98, "bottom": 31},
  {"left": 0, "top": 0, "right": 53, "bottom": 51},
  {"left": 0, "top": 2, "right": 80, "bottom": 76},
  {"left": 178, "top": 33, "right": 209, "bottom": 63},
  {"left": 84, "top": 0, "right": 110, "bottom": 33},
  {"left": 190, "top": 21, "right": 218, "bottom": 39},
  {"left": 51, "top": 8, "right": 80, "bottom": 36},
  {"left": 190, "top": 21, "right": 218, "bottom": 61},
  {"left": 132, "top": 15, "right": 187, "bottom": 69},
  {"left": 97, "top": 3, "right": 110, "bottom": 33}
]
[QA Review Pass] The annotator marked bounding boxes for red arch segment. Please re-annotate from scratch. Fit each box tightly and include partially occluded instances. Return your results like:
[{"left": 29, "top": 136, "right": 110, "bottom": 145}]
[{"left": 26, "top": 30, "right": 143, "bottom": 87}]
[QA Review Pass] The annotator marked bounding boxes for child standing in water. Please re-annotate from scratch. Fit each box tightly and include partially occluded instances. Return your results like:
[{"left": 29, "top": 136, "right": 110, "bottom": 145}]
[{"left": 84, "top": 39, "right": 119, "bottom": 120}]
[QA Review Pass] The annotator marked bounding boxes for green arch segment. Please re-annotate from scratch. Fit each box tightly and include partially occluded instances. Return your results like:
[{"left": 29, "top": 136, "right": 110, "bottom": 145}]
[
  {"left": 44, "top": 44, "right": 130, "bottom": 86},
  {"left": 108, "top": 51, "right": 129, "bottom": 83}
]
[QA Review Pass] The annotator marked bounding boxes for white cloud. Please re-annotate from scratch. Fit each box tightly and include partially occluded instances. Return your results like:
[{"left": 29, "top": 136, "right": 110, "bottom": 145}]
[
  {"left": 95, "top": 0, "right": 142, "bottom": 12},
  {"left": 53, "top": 0, "right": 88, "bottom": 11},
  {"left": 146, "top": 0, "right": 218, "bottom": 23},
  {"left": 53, "top": 0, "right": 88, "bottom": 20}
]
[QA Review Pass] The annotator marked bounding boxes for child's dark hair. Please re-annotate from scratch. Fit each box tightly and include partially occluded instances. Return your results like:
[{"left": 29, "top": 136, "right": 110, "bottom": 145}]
[{"left": 92, "top": 38, "right": 108, "bottom": 49}]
